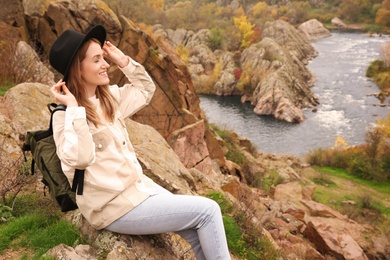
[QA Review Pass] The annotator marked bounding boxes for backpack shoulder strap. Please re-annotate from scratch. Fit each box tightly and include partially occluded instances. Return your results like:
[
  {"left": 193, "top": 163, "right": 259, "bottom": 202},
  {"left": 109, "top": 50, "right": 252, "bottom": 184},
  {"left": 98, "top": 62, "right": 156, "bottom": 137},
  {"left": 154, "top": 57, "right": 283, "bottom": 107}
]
[
  {"left": 48, "top": 103, "right": 67, "bottom": 132},
  {"left": 72, "top": 169, "right": 85, "bottom": 195}
]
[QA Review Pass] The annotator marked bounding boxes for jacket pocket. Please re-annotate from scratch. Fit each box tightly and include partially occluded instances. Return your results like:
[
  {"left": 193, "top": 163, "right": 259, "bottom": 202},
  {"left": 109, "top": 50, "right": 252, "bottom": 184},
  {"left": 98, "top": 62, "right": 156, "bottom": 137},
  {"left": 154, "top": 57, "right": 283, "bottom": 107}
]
[{"left": 92, "top": 128, "right": 111, "bottom": 151}]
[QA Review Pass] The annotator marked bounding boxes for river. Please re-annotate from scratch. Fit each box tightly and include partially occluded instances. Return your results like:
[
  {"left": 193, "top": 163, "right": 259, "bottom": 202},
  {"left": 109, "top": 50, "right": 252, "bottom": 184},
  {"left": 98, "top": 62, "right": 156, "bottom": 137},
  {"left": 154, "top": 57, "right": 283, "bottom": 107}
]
[{"left": 199, "top": 32, "right": 390, "bottom": 157}]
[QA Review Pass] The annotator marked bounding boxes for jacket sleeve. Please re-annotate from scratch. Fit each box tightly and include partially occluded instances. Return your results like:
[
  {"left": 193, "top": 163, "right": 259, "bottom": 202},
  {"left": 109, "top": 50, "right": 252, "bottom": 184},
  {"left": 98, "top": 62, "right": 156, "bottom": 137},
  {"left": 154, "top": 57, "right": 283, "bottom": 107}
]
[
  {"left": 52, "top": 107, "right": 95, "bottom": 170},
  {"left": 111, "top": 57, "right": 156, "bottom": 118}
]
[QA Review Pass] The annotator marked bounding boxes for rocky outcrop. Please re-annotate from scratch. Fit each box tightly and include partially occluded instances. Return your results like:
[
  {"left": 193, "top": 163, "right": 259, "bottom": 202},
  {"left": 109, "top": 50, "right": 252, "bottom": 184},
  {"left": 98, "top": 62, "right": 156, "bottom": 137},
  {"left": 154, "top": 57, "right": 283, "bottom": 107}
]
[
  {"left": 240, "top": 20, "right": 320, "bottom": 122},
  {"left": 12, "top": 41, "right": 55, "bottom": 86},
  {"left": 298, "top": 19, "right": 332, "bottom": 41},
  {"left": 155, "top": 20, "right": 320, "bottom": 123}
]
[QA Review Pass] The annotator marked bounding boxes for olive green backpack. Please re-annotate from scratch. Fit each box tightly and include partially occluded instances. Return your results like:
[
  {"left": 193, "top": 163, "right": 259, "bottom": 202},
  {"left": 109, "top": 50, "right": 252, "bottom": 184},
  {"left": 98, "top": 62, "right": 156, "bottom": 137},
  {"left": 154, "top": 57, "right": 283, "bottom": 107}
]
[{"left": 22, "top": 103, "right": 84, "bottom": 212}]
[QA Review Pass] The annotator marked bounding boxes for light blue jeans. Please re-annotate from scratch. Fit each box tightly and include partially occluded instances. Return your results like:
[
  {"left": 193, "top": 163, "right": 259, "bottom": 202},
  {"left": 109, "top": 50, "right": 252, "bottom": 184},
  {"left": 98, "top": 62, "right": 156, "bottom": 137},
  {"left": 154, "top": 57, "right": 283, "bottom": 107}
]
[{"left": 106, "top": 186, "right": 231, "bottom": 260}]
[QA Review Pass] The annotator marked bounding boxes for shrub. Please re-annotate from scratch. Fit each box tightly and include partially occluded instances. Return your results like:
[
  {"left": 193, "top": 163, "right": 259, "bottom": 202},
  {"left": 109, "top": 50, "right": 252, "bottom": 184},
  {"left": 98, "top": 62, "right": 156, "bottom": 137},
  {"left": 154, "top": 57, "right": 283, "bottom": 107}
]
[
  {"left": 207, "top": 27, "right": 224, "bottom": 51},
  {"left": 306, "top": 148, "right": 326, "bottom": 166},
  {"left": 233, "top": 67, "right": 242, "bottom": 80},
  {"left": 348, "top": 154, "right": 372, "bottom": 179},
  {"left": 374, "top": 72, "right": 390, "bottom": 91},
  {"left": 359, "top": 193, "right": 373, "bottom": 209},
  {"left": 366, "top": 60, "right": 387, "bottom": 78}
]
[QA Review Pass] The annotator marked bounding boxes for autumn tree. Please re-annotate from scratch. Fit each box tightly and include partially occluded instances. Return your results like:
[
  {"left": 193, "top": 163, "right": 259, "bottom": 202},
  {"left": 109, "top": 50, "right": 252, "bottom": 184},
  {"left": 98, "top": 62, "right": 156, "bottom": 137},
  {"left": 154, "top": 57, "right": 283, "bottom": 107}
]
[
  {"left": 250, "top": 1, "right": 274, "bottom": 25},
  {"left": 165, "top": 1, "right": 194, "bottom": 29},
  {"left": 233, "top": 15, "right": 255, "bottom": 49},
  {"left": 375, "top": 0, "right": 390, "bottom": 26},
  {"left": 339, "top": 0, "right": 371, "bottom": 22}
]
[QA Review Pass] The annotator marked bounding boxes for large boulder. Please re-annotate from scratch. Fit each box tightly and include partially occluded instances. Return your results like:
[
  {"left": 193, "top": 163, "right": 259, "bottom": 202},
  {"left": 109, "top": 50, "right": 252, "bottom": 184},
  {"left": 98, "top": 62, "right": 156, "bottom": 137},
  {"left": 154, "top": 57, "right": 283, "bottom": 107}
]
[
  {"left": 12, "top": 41, "right": 55, "bottom": 86},
  {"left": 331, "top": 17, "right": 347, "bottom": 28},
  {"left": 4, "top": 83, "right": 54, "bottom": 134},
  {"left": 298, "top": 19, "right": 331, "bottom": 41}
]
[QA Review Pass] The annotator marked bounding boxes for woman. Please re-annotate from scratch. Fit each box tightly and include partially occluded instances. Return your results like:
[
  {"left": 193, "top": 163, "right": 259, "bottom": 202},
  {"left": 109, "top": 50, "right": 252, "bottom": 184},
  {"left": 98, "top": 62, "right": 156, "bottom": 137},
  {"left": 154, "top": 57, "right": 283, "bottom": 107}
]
[{"left": 49, "top": 25, "right": 231, "bottom": 260}]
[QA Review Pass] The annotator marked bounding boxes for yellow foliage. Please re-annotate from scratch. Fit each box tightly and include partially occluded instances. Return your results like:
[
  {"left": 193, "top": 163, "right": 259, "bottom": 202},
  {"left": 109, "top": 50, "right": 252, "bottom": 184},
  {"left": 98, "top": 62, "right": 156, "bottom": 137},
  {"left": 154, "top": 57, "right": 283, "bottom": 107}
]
[
  {"left": 377, "top": 114, "right": 390, "bottom": 138},
  {"left": 251, "top": 2, "right": 271, "bottom": 18},
  {"left": 212, "top": 59, "right": 223, "bottom": 81},
  {"left": 233, "top": 15, "right": 255, "bottom": 49},
  {"left": 233, "top": 6, "right": 245, "bottom": 18},
  {"left": 147, "top": 0, "right": 164, "bottom": 12},
  {"left": 333, "top": 136, "right": 348, "bottom": 150},
  {"left": 176, "top": 44, "right": 189, "bottom": 64},
  {"left": 195, "top": 59, "right": 223, "bottom": 94},
  {"left": 236, "top": 70, "right": 250, "bottom": 92},
  {"left": 215, "top": 6, "right": 233, "bottom": 18}
]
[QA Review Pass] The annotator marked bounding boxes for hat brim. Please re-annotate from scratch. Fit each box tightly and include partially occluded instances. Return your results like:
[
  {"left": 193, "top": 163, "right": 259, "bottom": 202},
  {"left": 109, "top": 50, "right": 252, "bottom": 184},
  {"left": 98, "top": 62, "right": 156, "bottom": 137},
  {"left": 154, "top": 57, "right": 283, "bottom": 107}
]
[{"left": 63, "top": 25, "right": 106, "bottom": 82}]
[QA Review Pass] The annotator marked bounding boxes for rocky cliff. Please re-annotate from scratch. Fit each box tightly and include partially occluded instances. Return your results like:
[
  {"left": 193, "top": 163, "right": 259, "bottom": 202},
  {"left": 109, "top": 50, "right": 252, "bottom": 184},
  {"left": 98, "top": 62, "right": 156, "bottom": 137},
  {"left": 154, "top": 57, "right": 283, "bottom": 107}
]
[
  {"left": 0, "top": 0, "right": 389, "bottom": 259},
  {"left": 154, "top": 19, "right": 329, "bottom": 123}
]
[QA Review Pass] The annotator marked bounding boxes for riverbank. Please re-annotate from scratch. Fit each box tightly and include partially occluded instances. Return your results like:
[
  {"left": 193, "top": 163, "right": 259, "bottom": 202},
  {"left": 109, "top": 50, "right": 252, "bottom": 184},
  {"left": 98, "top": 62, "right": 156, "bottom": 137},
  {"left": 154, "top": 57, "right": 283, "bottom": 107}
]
[{"left": 326, "top": 22, "right": 390, "bottom": 35}]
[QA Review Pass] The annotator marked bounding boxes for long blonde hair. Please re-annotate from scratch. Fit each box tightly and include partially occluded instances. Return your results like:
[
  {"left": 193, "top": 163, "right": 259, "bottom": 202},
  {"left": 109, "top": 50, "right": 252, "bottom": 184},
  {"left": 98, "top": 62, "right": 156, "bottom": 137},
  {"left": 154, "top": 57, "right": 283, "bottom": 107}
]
[{"left": 67, "top": 39, "right": 117, "bottom": 127}]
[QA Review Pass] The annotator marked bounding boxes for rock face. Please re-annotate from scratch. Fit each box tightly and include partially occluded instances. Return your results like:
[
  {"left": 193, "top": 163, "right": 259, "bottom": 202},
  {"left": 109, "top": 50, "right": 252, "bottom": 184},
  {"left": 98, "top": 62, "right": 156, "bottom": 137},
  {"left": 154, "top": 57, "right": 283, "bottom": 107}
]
[
  {"left": 1, "top": 1, "right": 389, "bottom": 259},
  {"left": 241, "top": 20, "right": 319, "bottom": 122},
  {"left": 298, "top": 19, "right": 332, "bottom": 41}
]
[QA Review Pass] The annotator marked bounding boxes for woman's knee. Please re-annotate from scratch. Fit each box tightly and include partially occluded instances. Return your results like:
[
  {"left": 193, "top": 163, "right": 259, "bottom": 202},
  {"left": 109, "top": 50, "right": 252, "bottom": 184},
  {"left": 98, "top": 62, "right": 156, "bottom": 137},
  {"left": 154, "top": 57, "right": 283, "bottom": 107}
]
[{"left": 201, "top": 197, "right": 222, "bottom": 216}]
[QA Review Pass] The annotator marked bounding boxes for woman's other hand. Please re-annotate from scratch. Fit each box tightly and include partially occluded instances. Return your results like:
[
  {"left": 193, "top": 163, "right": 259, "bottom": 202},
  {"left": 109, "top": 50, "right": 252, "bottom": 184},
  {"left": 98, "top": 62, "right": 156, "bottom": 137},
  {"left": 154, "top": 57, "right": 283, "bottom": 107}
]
[
  {"left": 102, "top": 41, "right": 129, "bottom": 68},
  {"left": 50, "top": 80, "right": 78, "bottom": 107}
]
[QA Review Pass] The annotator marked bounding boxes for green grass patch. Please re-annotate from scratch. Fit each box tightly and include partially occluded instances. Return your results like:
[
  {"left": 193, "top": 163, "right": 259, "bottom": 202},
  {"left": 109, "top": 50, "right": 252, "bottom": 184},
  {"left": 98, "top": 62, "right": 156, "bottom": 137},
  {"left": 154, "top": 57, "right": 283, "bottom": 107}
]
[
  {"left": 0, "top": 214, "right": 82, "bottom": 259},
  {"left": 309, "top": 166, "right": 390, "bottom": 220},
  {"left": 0, "top": 194, "right": 83, "bottom": 259},
  {"left": 314, "top": 166, "right": 390, "bottom": 195},
  {"left": 262, "top": 170, "right": 284, "bottom": 192},
  {"left": 223, "top": 215, "right": 245, "bottom": 256},
  {"left": 223, "top": 215, "right": 279, "bottom": 260},
  {"left": 372, "top": 201, "right": 390, "bottom": 216}
]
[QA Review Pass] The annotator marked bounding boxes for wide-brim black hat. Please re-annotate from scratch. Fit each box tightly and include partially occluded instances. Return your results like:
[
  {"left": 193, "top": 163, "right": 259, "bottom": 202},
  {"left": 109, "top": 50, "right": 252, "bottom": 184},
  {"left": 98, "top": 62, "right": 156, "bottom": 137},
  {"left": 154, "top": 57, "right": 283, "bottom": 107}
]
[{"left": 49, "top": 25, "right": 106, "bottom": 82}]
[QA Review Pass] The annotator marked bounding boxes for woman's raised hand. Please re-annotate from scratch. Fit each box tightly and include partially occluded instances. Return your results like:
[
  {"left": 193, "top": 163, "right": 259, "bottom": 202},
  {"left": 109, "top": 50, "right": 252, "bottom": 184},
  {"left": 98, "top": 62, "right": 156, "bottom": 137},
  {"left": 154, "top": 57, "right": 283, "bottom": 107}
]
[
  {"left": 102, "top": 41, "right": 129, "bottom": 68},
  {"left": 50, "top": 80, "right": 78, "bottom": 107}
]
